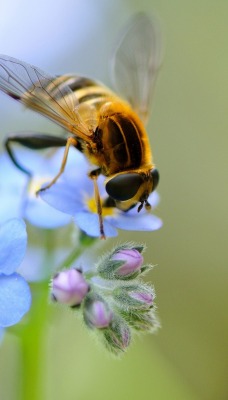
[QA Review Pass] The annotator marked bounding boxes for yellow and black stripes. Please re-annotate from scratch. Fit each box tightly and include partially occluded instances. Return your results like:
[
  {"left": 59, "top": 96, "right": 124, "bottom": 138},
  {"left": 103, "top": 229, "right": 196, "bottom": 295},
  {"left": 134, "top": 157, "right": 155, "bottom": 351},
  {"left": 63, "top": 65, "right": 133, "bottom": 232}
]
[{"left": 53, "top": 74, "right": 114, "bottom": 109}]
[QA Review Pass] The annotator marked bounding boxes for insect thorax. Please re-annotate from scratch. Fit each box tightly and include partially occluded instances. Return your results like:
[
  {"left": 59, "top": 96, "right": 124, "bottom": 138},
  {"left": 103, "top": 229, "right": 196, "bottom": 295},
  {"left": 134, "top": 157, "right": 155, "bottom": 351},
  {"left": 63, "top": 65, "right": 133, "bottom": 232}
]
[{"left": 93, "top": 101, "right": 152, "bottom": 176}]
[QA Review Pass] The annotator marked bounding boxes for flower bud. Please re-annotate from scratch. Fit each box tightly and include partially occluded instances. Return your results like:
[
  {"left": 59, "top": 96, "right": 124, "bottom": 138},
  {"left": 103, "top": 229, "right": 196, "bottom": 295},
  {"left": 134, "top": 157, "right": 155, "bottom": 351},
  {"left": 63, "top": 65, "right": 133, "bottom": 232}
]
[
  {"left": 129, "top": 291, "right": 153, "bottom": 305},
  {"left": 83, "top": 293, "right": 113, "bottom": 329},
  {"left": 102, "top": 316, "right": 131, "bottom": 355},
  {"left": 97, "top": 245, "right": 144, "bottom": 280},
  {"left": 113, "top": 284, "right": 154, "bottom": 310},
  {"left": 112, "top": 249, "right": 143, "bottom": 277},
  {"left": 120, "top": 309, "right": 160, "bottom": 333},
  {"left": 51, "top": 269, "right": 89, "bottom": 306}
]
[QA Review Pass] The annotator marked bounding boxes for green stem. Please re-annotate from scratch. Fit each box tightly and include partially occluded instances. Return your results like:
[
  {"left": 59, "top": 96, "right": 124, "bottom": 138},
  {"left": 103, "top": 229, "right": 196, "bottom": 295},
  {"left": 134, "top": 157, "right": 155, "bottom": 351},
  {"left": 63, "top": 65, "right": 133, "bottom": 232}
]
[
  {"left": 58, "top": 231, "right": 97, "bottom": 270},
  {"left": 18, "top": 229, "right": 56, "bottom": 400},
  {"left": 19, "top": 282, "right": 49, "bottom": 400}
]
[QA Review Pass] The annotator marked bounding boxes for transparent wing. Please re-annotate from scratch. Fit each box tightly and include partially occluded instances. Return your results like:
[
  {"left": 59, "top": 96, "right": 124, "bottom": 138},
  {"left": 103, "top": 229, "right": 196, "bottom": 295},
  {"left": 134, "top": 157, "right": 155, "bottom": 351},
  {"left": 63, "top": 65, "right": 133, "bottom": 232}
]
[
  {"left": 110, "top": 14, "right": 162, "bottom": 124},
  {"left": 0, "top": 55, "right": 92, "bottom": 141}
]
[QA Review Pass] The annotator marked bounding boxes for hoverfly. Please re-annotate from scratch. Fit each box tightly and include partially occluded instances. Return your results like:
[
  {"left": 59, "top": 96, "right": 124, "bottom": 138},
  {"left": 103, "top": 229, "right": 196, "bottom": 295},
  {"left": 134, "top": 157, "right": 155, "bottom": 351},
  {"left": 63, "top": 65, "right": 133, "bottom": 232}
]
[{"left": 0, "top": 14, "right": 162, "bottom": 238}]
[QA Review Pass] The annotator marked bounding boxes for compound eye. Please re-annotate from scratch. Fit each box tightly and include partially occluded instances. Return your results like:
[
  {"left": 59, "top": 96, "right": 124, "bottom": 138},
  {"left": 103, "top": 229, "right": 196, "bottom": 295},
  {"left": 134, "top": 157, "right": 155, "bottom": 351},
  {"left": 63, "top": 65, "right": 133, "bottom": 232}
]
[
  {"left": 106, "top": 173, "right": 143, "bottom": 201},
  {"left": 151, "top": 168, "right": 159, "bottom": 191}
]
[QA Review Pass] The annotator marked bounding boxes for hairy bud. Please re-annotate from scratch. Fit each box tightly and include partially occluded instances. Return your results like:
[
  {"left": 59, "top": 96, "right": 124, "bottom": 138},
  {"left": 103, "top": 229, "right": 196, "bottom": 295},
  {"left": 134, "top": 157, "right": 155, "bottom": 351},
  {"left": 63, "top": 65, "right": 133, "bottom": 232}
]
[
  {"left": 111, "top": 249, "right": 143, "bottom": 277},
  {"left": 113, "top": 284, "right": 154, "bottom": 310},
  {"left": 97, "top": 243, "right": 145, "bottom": 280},
  {"left": 83, "top": 293, "right": 113, "bottom": 329},
  {"left": 102, "top": 316, "right": 131, "bottom": 355},
  {"left": 51, "top": 269, "right": 89, "bottom": 306}
]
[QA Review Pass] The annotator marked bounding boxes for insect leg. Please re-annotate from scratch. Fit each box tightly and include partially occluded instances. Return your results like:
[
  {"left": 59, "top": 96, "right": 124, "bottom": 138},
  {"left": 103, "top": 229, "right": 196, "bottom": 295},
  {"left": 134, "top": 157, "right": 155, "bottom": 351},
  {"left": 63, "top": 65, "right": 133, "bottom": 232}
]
[
  {"left": 4, "top": 133, "right": 67, "bottom": 177},
  {"left": 37, "top": 136, "right": 78, "bottom": 193},
  {"left": 89, "top": 169, "right": 105, "bottom": 240}
]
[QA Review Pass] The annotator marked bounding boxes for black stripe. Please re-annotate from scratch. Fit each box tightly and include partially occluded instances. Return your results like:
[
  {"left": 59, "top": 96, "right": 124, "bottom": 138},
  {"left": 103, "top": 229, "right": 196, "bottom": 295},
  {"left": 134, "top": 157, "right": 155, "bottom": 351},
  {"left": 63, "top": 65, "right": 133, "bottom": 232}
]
[
  {"left": 78, "top": 92, "right": 105, "bottom": 104},
  {"left": 116, "top": 115, "right": 142, "bottom": 168},
  {"left": 67, "top": 77, "right": 95, "bottom": 91},
  {"left": 106, "top": 118, "right": 128, "bottom": 165}
]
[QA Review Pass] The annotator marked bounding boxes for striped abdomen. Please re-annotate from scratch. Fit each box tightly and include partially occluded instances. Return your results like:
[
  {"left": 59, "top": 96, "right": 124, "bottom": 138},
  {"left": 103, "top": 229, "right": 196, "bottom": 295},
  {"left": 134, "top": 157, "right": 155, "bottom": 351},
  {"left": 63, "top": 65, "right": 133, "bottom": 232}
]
[{"left": 57, "top": 74, "right": 115, "bottom": 109}]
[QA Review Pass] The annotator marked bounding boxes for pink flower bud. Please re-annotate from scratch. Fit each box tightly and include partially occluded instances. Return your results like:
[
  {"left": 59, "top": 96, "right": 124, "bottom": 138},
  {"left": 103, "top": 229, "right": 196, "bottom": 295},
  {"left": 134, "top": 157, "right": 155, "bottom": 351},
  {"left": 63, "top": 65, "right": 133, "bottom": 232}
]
[
  {"left": 129, "top": 291, "right": 153, "bottom": 306},
  {"left": 113, "top": 284, "right": 154, "bottom": 310},
  {"left": 112, "top": 249, "right": 143, "bottom": 277},
  {"left": 84, "top": 297, "right": 113, "bottom": 329},
  {"left": 103, "top": 318, "right": 131, "bottom": 354},
  {"left": 52, "top": 269, "right": 89, "bottom": 306}
]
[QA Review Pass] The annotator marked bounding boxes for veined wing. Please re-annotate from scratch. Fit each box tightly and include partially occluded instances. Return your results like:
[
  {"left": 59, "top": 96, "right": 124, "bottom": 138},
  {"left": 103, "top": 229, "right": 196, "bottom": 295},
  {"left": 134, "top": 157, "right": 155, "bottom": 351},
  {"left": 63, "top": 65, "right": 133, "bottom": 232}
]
[
  {"left": 0, "top": 55, "right": 92, "bottom": 141},
  {"left": 110, "top": 14, "right": 162, "bottom": 125}
]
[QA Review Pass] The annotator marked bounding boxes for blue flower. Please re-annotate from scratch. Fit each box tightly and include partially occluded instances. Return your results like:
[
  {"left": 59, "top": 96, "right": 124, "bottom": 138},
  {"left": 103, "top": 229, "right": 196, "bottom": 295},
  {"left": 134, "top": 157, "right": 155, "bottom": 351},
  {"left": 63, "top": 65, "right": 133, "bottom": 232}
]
[
  {"left": 39, "top": 149, "right": 162, "bottom": 237},
  {"left": 0, "top": 149, "right": 73, "bottom": 228},
  {"left": 0, "top": 219, "right": 31, "bottom": 328}
]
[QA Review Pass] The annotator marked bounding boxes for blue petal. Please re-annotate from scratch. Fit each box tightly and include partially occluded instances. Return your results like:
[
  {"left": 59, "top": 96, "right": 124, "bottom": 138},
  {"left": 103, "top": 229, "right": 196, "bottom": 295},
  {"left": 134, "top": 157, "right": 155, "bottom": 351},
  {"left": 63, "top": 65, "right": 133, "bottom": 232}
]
[
  {"left": 74, "top": 212, "right": 118, "bottom": 237},
  {"left": 25, "top": 196, "right": 72, "bottom": 228},
  {"left": 39, "top": 181, "right": 85, "bottom": 214},
  {"left": 0, "top": 154, "right": 26, "bottom": 223},
  {"left": 0, "top": 219, "right": 27, "bottom": 275},
  {"left": 0, "top": 273, "right": 31, "bottom": 327},
  {"left": 39, "top": 162, "right": 107, "bottom": 217},
  {"left": 149, "top": 191, "right": 160, "bottom": 208},
  {"left": 107, "top": 213, "right": 163, "bottom": 231},
  {"left": 0, "top": 194, "right": 23, "bottom": 224},
  {"left": 2, "top": 147, "right": 76, "bottom": 177},
  {"left": 5, "top": 149, "right": 53, "bottom": 176}
]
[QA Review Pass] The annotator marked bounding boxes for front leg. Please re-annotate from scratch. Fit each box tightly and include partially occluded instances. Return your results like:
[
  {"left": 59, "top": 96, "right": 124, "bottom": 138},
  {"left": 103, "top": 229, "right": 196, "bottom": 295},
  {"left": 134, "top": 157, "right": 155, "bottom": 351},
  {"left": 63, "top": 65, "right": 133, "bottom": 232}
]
[
  {"left": 4, "top": 132, "right": 68, "bottom": 177},
  {"left": 89, "top": 168, "right": 105, "bottom": 239},
  {"left": 37, "top": 136, "right": 78, "bottom": 194}
]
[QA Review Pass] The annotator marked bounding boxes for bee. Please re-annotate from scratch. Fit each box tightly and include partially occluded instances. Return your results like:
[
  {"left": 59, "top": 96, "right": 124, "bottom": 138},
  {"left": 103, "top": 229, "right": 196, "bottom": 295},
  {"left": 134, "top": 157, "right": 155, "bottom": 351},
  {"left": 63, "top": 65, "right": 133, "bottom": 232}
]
[{"left": 0, "top": 14, "right": 162, "bottom": 238}]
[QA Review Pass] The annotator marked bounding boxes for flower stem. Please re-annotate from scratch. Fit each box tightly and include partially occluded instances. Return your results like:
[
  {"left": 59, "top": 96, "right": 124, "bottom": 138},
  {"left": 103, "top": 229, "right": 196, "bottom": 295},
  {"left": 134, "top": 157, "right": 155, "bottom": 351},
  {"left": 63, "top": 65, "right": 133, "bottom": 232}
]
[
  {"left": 58, "top": 231, "right": 97, "bottom": 270},
  {"left": 19, "top": 282, "right": 49, "bottom": 400},
  {"left": 18, "top": 230, "right": 55, "bottom": 400}
]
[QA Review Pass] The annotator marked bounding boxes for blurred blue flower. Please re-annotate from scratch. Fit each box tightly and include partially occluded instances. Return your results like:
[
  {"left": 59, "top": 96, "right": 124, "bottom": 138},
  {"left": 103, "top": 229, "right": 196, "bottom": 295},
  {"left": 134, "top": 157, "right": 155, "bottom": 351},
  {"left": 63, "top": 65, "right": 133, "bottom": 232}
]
[
  {"left": 0, "top": 219, "right": 31, "bottom": 328},
  {"left": 39, "top": 150, "right": 162, "bottom": 237},
  {"left": 0, "top": 148, "right": 73, "bottom": 228}
]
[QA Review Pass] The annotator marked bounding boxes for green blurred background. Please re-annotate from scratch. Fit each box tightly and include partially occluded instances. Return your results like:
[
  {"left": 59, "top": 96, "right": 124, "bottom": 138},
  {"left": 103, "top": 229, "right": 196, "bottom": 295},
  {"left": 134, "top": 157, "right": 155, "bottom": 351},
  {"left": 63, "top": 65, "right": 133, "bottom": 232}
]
[{"left": 0, "top": 0, "right": 227, "bottom": 399}]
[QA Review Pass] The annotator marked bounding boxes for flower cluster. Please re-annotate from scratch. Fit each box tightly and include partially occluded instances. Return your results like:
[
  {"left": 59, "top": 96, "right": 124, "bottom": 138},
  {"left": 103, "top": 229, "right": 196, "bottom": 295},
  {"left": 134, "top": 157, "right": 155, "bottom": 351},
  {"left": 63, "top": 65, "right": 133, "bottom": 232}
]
[
  {"left": 0, "top": 147, "right": 162, "bottom": 237},
  {"left": 0, "top": 219, "right": 31, "bottom": 333},
  {"left": 51, "top": 242, "right": 159, "bottom": 355}
]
